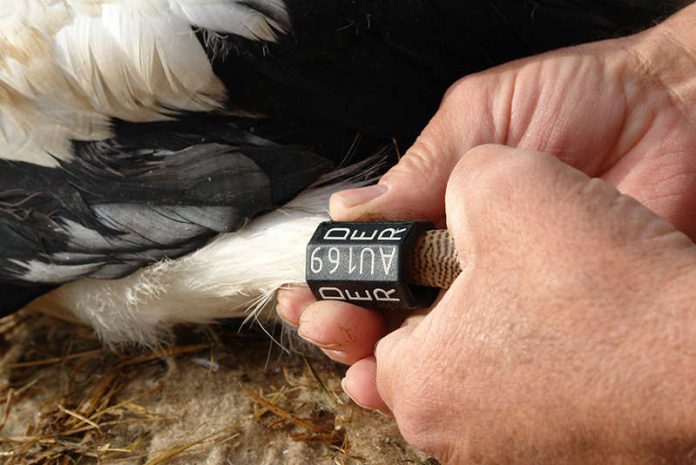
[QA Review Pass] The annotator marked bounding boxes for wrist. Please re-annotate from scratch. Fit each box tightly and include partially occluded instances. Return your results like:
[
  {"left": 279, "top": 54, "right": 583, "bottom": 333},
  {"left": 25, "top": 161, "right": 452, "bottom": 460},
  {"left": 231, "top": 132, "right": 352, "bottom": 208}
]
[{"left": 625, "top": 2, "right": 696, "bottom": 113}]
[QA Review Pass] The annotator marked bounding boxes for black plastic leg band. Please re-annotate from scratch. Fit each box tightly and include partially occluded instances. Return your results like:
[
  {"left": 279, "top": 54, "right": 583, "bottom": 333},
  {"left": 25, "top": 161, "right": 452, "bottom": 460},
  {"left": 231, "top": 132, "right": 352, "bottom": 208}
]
[{"left": 305, "top": 221, "right": 439, "bottom": 310}]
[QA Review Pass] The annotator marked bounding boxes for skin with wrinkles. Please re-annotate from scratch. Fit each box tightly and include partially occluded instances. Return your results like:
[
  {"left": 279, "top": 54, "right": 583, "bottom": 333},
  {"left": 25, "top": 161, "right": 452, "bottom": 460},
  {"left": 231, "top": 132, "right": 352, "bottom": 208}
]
[{"left": 277, "top": 4, "right": 696, "bottom": 463}]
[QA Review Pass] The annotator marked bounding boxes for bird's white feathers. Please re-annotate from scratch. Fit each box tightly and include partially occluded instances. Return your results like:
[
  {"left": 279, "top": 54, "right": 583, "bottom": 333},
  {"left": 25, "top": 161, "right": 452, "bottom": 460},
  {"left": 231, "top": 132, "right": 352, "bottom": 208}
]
[
  {"left": 0, "top": 0, "right": 288, "bottom": 166},
  {"left": 2, "top": 0, "right": 359, "bottom": 347},
  {"left": 170, "top": 0, "right": 289, "bottom": 43},
  {"left": 30, "top": 180, "right": 349, "bottom": 345}
]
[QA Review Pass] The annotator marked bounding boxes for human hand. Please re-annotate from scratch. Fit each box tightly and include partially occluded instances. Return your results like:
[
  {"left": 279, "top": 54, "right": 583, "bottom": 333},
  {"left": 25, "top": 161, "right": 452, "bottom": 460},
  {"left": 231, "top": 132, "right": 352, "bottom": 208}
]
[
  {"left": 286, "top": 143, "right": 696, "bottom": 463},
  {"left": 277, "top": 1, "right": 696, "bottom": 366},
  {"left": 365, "top": 144, "right": 696, "bottom": 463}
]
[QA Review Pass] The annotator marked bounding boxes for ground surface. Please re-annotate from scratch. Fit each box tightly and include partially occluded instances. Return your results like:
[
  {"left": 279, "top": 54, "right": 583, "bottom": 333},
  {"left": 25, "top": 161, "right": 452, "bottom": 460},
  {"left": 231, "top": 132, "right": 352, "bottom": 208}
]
[{"left": 0, "top": 311, "right": 433, "bottom": 465}]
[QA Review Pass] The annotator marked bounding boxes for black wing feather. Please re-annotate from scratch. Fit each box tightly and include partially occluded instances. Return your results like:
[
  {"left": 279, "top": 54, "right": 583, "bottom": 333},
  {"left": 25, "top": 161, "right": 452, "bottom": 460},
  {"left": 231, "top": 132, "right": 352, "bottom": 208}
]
[{"left": 0, "top": 122, "right": 331, "bottom": 315}]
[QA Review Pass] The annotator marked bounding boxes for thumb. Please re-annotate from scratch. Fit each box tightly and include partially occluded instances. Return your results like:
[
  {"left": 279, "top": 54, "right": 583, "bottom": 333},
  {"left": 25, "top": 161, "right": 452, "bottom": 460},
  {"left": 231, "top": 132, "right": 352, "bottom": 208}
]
[
  {"left": 330, "top": 82, "right": 499, "bottom": 223},
  {"left": 445, "top": 144, "right": 695, "bottom": 274}
]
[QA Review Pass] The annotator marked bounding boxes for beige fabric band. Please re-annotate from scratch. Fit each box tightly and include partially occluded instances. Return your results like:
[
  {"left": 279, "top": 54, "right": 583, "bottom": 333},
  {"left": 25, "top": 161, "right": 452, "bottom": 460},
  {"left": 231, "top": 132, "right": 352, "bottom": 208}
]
[{"left": 406, "top": 229, "right": 461, "bottom": 289}]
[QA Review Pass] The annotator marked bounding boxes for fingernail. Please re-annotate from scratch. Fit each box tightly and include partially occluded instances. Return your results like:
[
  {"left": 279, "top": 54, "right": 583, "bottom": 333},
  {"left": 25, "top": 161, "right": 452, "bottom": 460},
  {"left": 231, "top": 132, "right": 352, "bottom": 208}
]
[
  {"left": 341, "top": 377, "right": 354, "bottom": 398},
  {"left": 341, "top": 377, "right": 372, "bottom": 410},
  {"left": 276, "top": 307, "right": 297, "bottom": 327},
  {"left": 323, "top": 348, "right": 348, "bottom": 359},
  {"left": 334, "top": 184, "right": 388, "bottom": 209},
  {"left": 275, "top": 294, "right": 296, "bottom": 327}
]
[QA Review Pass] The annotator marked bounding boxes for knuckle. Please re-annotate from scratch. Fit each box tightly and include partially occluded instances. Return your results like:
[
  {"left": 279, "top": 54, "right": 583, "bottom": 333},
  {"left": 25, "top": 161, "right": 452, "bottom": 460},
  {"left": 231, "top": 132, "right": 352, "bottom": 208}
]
[
  {"left": 439, "top": 73, "right": 497, "bottom": 122},
  {"left": 392, "top": 389, "right": 443, "bottom": 453},
  {"left": 440, "top": 77, "right": 468, "bottom": 107},
  {"left": 396, "top": 415, "right": 433, "bottom": 452},
  {"left": 449, "top": 145, "right": 555, "bottom": 203},
  {"left": 447, "top": 144, "right": 513, "bottom": 202},
  {"left": 440, "top": 75, "right": 479, "bottom": 108},
  {"left": 382, "top": 358, "right": 441, "bottom": 438}
]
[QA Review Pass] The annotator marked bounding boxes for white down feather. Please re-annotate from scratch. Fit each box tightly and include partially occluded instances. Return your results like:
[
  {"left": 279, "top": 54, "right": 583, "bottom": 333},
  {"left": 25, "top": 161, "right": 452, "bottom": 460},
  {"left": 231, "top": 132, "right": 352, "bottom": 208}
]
[
  {"left": 29, "top": 180, "right": 360, "bottom": 346},
  {"left": 0, "top": 0, "right": 288, "bottom": 167}
]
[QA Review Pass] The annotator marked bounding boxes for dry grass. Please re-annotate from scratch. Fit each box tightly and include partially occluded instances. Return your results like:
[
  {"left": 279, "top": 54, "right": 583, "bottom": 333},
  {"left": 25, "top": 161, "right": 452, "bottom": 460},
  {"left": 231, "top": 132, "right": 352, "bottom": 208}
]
[
  {"left": 0, "top": 311, "right": 432, "bottom": 465},
  {"left": 0, "top": 332, "right": 217, "bottom": 463}
]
